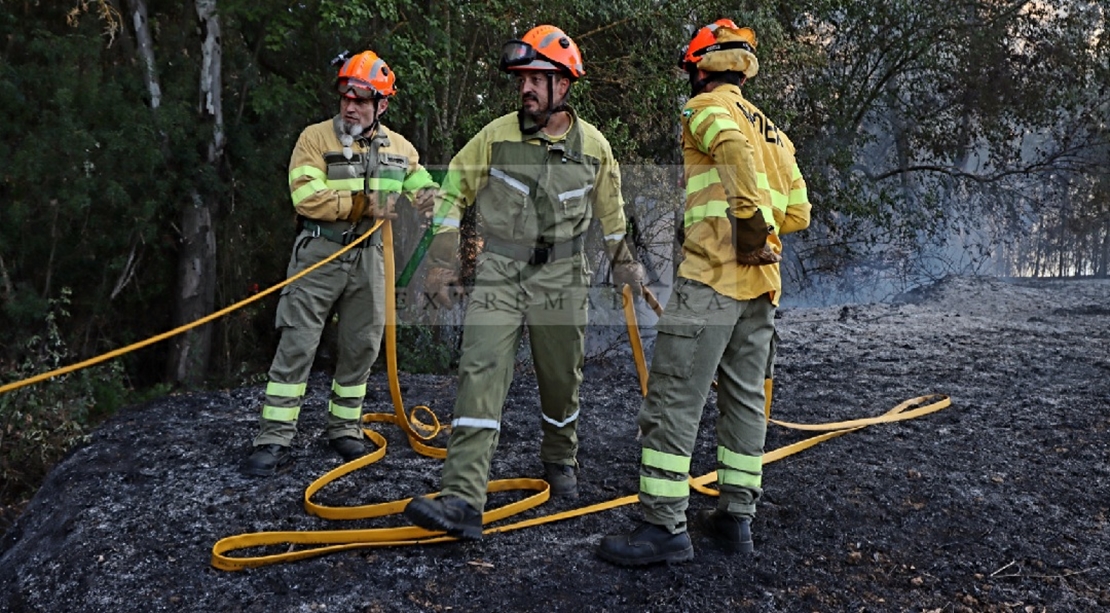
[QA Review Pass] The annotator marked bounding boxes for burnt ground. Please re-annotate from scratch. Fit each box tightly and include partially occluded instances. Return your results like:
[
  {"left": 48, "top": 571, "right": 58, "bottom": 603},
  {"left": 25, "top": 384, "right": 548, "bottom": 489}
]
[{"left": 1, "top": 274, "right": 1109, "bottom": 613}]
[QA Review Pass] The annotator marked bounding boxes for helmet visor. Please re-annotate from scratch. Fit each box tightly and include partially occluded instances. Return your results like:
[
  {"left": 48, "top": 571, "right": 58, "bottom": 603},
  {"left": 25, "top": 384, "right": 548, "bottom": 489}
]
[
  {"left": 500, "top": 40, "right": 538, "bottom": 71},
  {"left": 337, "top": 79, "right": 380, "bottom": 100}
]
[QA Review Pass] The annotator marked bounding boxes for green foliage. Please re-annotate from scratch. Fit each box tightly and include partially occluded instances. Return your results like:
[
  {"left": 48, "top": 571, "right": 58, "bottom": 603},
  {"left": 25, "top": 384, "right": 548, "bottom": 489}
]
[
  {"left": 391, "top": 323, "right": 454, "bottom": 374},
  {"left": 0, "top": 289, "right": 136, "bottom": 521}
]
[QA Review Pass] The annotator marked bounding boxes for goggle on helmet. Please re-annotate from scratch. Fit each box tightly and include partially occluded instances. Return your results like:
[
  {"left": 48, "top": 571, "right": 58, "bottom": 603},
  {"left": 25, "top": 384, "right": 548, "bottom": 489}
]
[
  {"left": 336, "top": 50, "right": 397, "bottom": 99},
  {"left": 499, "top": 25, "right": 585, "bottom": 80}
]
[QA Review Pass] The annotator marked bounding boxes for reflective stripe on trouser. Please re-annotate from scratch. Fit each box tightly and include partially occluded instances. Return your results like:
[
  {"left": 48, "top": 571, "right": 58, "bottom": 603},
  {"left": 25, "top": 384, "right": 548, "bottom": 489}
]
[
  {"left": 440, "top": 251, "right": 588, "bottom": 510},
  {"left": 254, "top": 231, "right": 386, "bottom": 447},
  {"left": 637, "top": 278, "right": 774, "bottom": 531}
]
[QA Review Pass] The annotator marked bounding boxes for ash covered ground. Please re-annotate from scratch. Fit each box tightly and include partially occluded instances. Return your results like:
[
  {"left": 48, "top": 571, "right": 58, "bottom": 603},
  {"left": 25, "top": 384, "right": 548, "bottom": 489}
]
[{"left": 2, "top": 275, "right": 1108, "bottom": 613}]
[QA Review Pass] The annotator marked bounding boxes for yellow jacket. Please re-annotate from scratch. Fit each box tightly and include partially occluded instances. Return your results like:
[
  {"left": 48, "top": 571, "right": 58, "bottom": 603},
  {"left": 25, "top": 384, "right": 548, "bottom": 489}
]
[
  {"left": 288, "top": 116, "right": 436, "bottom": 222},
  {"left": 678, "top": 84, "right": 810, "bottom": 304}
]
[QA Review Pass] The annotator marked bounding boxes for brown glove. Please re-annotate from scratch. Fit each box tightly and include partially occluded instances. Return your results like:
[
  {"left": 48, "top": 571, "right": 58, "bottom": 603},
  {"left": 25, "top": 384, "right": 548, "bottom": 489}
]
[
  {"left": 735, "top": 244, "right": 782, "bottom": 266},
  {"left": 607, "top": 239, "right": 645, "bottom": 296},
  {"left": 348, "top": 192, "right": 369, "bottom": 222},
  {"left": 732, "top": 213, "right": 780, "bottom": 266},
  {"left": 412, "top": 188, "right": 437, "bottom": 219},
  {"left": 612, "top": 261, "right": 646, "bottom": 296},
  {"left": 367, "top": 192, "right": 400, "bottom": 220},
  {"left": 425, "top": 266, "right": 460, "bottom": 309}
]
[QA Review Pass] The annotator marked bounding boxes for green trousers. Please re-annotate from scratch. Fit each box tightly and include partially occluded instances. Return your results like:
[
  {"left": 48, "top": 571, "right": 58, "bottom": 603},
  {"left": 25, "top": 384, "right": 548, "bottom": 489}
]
[
  {"left": 440, "top": 251, "right": 589, "bottom": 510},
  {"left": 253, "top": 228, "right": 385, "bottom": 447},
  {"left": 638, "top": 278, "right": 775, "bottom": 532}
]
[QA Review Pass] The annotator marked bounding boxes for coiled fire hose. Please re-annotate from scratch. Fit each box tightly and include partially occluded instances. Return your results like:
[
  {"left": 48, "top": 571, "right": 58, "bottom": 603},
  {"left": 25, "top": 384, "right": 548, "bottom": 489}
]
[{"left": 209, "top": 229, "right": 950, "bottom": 570}]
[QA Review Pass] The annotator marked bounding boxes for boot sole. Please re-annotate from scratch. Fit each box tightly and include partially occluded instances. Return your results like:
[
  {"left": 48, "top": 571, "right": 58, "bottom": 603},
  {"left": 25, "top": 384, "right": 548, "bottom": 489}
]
[
  {"left": 404, "top": 499, "right": 483, "bottom": 541},
  {"left": 596, "top": 544, "right": 694, "bottom": 567}
]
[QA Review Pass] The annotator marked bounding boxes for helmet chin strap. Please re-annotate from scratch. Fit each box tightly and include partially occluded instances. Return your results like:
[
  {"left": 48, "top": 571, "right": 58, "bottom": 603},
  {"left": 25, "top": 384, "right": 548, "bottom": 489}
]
[
  {"left": 363, "top": 98, "right": 385, "bottom": 137},
  {"left": 688, "top": 69, "right": 712, "bottom": 97}
]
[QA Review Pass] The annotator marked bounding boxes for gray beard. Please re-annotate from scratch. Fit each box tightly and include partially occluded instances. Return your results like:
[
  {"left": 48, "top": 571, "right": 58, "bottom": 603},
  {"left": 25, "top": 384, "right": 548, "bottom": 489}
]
[{"left": 341, "top": 120, "right": 365, "bottom": 137}]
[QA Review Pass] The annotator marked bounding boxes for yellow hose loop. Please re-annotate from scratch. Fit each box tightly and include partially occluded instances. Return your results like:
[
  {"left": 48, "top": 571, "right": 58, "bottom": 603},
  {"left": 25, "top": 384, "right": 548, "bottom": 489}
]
[
  {"left": 211, "top": 393, "right": 952, "bottom": 570},
  {"left": 0, "top": 220, "right": 385, "bottom": 396},
  {"left": 689, "top": 394, "right": 951, "bottom": 497}
]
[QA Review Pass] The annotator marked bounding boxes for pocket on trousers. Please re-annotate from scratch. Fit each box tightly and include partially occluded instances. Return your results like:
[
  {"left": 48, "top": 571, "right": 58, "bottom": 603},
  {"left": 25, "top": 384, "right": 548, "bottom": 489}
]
[
  {"left": 274, "top": 285, "right": 301, "bottom": 330},
  {"left": 650, "top": 314, "right": 707, "bottom": 379}
]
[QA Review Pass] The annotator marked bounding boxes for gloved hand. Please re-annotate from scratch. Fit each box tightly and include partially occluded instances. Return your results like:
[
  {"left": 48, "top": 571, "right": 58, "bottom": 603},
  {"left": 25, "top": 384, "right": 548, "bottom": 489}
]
[
  {"left": 425, "top": 266, "right": 460, "bottom": 308},
  {"left": 735, "top": 244, "right": 782, "bottom": 266},
  {"left": 367, "top": 192, "right": 400, "bottom": 220},
  {"left": 349, "top": 192, "right": 369, "bottom": 222},
  {"left": 612, "top": 261, "right": 646, "bottom": 296},
  {"left": 732, "top": 213, "right": 780, "bottom": 266},
  {"left": 412, "top": 188, "right": 437, "bottom": 219}
]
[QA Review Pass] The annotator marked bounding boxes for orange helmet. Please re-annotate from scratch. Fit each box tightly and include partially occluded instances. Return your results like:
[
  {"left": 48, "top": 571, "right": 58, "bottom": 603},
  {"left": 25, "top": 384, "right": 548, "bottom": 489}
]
[
  {"left": 336, "top": 50, "right": 396, "bottom": 99},
  {"left": 679, "top": 18, "right": 758, "bottom": 72},
  {"left": 500, "top": 25, "right": 585, "bottom": 79}
]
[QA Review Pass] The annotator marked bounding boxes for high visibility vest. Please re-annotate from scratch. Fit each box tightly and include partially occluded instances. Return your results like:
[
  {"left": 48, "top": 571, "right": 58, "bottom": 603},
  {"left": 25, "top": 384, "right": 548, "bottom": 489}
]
[{"left": 432, "top": 110, "right": 628, "bottom": 252}]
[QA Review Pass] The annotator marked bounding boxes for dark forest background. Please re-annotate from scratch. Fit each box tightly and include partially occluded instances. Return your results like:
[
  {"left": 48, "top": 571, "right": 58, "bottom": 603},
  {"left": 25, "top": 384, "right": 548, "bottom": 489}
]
[{"left": 1, "top": 0, "right": 1107, "bottom": 524}]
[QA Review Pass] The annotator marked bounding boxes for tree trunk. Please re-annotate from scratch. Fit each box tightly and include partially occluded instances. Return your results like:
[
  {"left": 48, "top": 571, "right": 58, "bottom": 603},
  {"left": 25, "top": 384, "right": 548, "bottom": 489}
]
[{"left": 166, "top": 0, "right": 224, "bottom": 387}]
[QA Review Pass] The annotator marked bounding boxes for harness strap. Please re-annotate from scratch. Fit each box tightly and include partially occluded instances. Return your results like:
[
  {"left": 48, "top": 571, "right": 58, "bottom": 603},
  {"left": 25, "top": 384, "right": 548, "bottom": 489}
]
[
  {"left": 483, "top": 234, "right": 583, "bottom": 265},
  {"left": 302, "top": 219, "right": 381, "bottom": 247}
]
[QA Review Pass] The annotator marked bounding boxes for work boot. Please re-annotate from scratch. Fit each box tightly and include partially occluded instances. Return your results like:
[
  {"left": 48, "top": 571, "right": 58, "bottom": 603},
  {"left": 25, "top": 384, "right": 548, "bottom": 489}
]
[
  {"left": 403, "top": 495, "right": 483, "bottom": 541},
  {"left": 596, "top": 522, "right": 694, "bottom": 566},
  {"left": 328, "top": 436, "right": 367, "bottom": 462},
  {"left": 694, "top": 509, "right": 754, "bottom": 553},
  {"left": 543, "top": 462, "right": 579, "bottom": 499},
  {"left": 242, "top": 444, "right": 292, "bottom": 477}
]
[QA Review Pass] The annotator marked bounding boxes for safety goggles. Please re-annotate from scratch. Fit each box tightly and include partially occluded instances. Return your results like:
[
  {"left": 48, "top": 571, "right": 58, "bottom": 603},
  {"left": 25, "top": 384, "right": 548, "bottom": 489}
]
[
  {"left": 337, "top": 79, "right": 381, "bottom": 100},
  {"left": 500, "top": 40, "right": 538, "bottom": 71}
]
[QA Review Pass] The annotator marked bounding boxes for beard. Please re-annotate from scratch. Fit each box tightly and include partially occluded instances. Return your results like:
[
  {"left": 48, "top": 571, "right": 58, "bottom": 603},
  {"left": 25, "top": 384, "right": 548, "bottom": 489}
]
[
  {"left": 341, "top": 119, "right": 365, "bottom": 136},
  {"left": 519, "top": 93, "right": 546, "bottom": 119}
]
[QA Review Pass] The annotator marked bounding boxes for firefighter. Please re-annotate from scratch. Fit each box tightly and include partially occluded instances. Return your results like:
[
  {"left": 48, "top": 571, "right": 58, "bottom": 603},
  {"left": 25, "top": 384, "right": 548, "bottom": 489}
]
[
  {"left": 596, "top": 19, "right": 812, "bottom": 564},
  {"left": 242, "top": 50, "right": 438, "bottom": 476},
  {"left": 402, "top": 25, "right": 645, "bottom": 539}
]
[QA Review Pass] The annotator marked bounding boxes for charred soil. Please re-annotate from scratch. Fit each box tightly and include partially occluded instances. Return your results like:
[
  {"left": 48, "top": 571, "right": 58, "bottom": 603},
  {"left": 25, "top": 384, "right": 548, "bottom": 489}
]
[{"left": 1, "top": 275, "right": 1108, "bottom": 612}]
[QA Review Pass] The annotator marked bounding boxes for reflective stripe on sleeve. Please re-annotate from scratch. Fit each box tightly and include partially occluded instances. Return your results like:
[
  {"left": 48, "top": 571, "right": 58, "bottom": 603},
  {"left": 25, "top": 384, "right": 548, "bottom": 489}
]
[
  {"left": 366, "top": 177, "right": 404, "bottom": 192},
  {"left": 326, "top": 178, "right": 364, "bottom": 192},
  {"left": 700, "top": 117, "right": 742, "bottom": 153},
  {"left": 403, "top": 167, "right": 437, "bottom": 192},
  {"left": 291, "top": 180, "right": 328, "bottom": 206},
  {"left": 688, "top": 106, "right": 730, "bottom": 134},
  {"left": 684, "top": 200, "right": 730, "bottom": 228},
  {"left": 603, "top": 232, "right": 626, "bottom": 242},
  {"left": 789, "top": 186, "right": 809, "bottom": 205},
  {"left": 685, "top": 168, "right": 722, "bottom": 195}
]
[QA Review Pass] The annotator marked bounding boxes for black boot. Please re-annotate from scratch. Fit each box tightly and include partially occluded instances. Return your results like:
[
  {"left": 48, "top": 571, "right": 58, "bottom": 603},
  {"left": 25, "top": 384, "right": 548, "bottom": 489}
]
[
  {"left": 596, "top": 522, "right": 694, "bottom": 566},
  {"left": 242, "top": 444, "right": 292, "bottom": 477},
  {"left": 328, "top": 436, "right": 367, "bottom": 462},
  {"left": 694, "top": 509, "right": 754, "bottom": 553},
  {"left": 404, "top": 495, "right": 483, "bottom": 541},
  {"left": 542, "top": 462, "right": 579, "bottom": 499}
]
